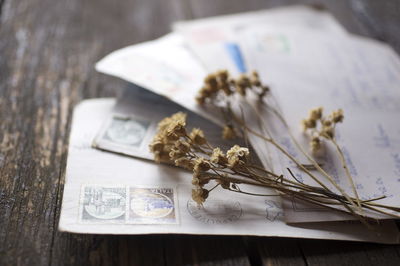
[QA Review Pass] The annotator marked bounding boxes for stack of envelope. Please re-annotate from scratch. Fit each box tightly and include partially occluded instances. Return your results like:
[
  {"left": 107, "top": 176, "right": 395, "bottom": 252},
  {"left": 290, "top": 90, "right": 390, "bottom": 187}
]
[{"left": 59, "top": 5, "right": 400, "bottom": 243}]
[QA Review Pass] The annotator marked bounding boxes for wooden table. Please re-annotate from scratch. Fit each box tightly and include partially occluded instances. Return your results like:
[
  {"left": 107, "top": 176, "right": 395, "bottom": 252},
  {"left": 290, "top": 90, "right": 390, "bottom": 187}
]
[{"left": 1, "top": 0, "right": 399, "bottom": 265}]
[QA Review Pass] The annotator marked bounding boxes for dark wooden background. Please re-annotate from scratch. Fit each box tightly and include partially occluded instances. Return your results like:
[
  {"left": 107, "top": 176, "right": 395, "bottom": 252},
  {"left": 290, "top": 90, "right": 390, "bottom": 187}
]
[{"left": 0, "top": 0, "right": 399, "bottom": 265}]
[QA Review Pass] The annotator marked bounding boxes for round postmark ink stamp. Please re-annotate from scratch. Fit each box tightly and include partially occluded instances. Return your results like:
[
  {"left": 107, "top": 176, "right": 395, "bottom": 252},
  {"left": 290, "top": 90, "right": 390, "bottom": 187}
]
[
  {"left": 106, "top": 118, "right": 148, "bottom": 146},
  {"left": 187, "top": 199, "right": 242, "bottom": 224}
]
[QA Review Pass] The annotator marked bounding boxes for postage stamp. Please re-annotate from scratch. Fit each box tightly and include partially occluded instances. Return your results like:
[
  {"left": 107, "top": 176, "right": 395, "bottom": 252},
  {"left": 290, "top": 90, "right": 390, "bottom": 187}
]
[
  {"left": 128, "top": 187, "right": 177, "bottom": 224},
  {"left": 187, "top": 199, "right": 242, "bottom": 224},
  {"left": 103, "top": 115, "right": 150, "bottom": 148},
  {"left": 80, "top": 185, "right": 127, "bottom": 223}
]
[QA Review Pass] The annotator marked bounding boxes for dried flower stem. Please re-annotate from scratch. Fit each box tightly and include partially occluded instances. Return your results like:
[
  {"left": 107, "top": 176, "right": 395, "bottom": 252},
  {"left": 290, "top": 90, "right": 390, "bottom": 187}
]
[
  {"left": 330, "top": 136, "right": 362, "bottom": 210},
  {"left": 266, "top": 105, "right": 363, "bottom": 213},
  {"left": 149, "top": 70, "right": 400, "bottom": 224}
]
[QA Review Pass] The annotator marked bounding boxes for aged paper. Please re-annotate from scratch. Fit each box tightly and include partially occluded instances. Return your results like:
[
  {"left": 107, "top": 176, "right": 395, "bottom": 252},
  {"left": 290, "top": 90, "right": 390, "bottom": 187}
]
[
  {"left": 59, "top": 98, "right": 400, "bottom": 243},
  {"left": 174, "top": 5, "right": 347, "bottom": 75},
  {"left": 95, "top": 7, "right": 400, "bottom": 223},
  {"left": 238, "top": 26, "right": 400, "bottom": 222},
  {"left": 92, "top": 85, "right": 239, "bottom": 161}
]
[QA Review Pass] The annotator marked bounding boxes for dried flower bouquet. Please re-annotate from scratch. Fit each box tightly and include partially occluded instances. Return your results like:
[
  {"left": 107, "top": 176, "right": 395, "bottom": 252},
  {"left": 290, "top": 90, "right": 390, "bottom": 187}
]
[{"left": 150, "top": 70, "right": 400, "bottom": 226}]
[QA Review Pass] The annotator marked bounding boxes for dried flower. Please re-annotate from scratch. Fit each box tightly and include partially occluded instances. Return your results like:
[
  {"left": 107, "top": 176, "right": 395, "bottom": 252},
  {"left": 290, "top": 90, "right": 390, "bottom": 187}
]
[
  {"left": 193, "top": 157, "right": 211, "bottom": 175},
  {"left": 321, "top": 125, "right": 334, "bottom": 139},
  {"left": 196, "top": 70, "right": 270, "bottom": 105},
  {"left": 301, "top": 119, "right": 316, "bottom": 131},
  {"left": 169, "top": 147, "right": 185, "bottom": 160},
  {"left": 331, "top": 109, "right": 344, "bottom": 123},
  {"left": 210, "top": 148, "right": 228, "bottom": 165},
  {"left": 310, "top": 136, "right": 321, "bottom": 153},
  {"left": 226, "top": 145, "right": 249, "bottom": 168},
  {"left": 309, "top": 107, "right": 323, "bottom": 121},
  {"left": 192, "top": 187, "right": 209, "bottom": 206},
  {"left": 175, "top": 157, "right": 194, "bottom": 170},
  {"left": 217, "top": 178, "right": 231, "bottom": 189},
  {"left": 322, "top": 119, "right": 332, "bottom": 127},
  {"left": 222, "top": 125, "right": 236, "bottom": 140},
  {"left": 175, "top": 140, "right": 190, "bottom": 153},
  {"left": 147, "top": 72, "right": 400, "bottom": 223},
  {"left": 190, "top": 128, "right": 207, "bottom": 145}
]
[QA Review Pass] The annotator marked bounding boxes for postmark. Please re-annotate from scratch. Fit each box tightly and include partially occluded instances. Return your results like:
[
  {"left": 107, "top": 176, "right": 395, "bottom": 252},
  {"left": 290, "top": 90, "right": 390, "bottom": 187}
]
[
  {"left": 264, "top": 199, "right": 284, "bottom": 222},
  {"left": 128, "top": 187, "right": 177, "bottom": 224},
  {"left": 103, "top": 115, "right": 150, "bottom": 148},
  {"left": 80, "top": 185, "right": 126, "bottom": 223},
  {"left": 187, "top": 199, "right": 242, "bottom": 224}
]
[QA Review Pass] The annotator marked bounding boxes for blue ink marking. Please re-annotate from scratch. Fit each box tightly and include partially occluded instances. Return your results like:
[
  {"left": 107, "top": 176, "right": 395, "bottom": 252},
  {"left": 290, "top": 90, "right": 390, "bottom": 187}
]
[
  {"left": 391, "top": 153, "right": 400, "bottom": 177},
  {"left": 373, "top": 124, "right": 391, "bottom": 148},
  {"left": 280, "top": 137, "right": 298, "bottom": 158},
  {"left": 294, "top": 172, "right": 304, "bottom": 183},
  {"left": 342, "top": 147, "right": 358, "bottom": 176},
  {"left": 355, "top": 183, "right": 364, "bottom": 190},
  {"left": 321, "top": 157, "right": 340, "bottom": 184},
  {"left": 265, "top": 200, "right": 283, "bottom": 222},
  {"left": 224, "top": 42, "right": 247, "bottom": 73},
  {"left": 343, "top": 78, "right": 361, "bottom": 106}
]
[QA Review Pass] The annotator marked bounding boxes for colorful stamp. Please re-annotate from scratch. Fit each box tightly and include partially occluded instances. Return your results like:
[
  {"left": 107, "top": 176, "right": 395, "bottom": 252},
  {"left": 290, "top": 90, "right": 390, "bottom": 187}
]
[
  {"left": 80, "top": 185, "right": 126, "bottom": 222},
  {"left": 128, "top": 187, "right": 177, "bottom": 224}
]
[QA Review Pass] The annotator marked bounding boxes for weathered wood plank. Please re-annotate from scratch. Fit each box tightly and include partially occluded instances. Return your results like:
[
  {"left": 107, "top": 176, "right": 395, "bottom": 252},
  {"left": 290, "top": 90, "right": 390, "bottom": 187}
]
[
  {"left": 164, "top": 235, "right": 251, "bottom": 266},
  {"left": 1, "top": 0, "right": 399, "bottom": 265},
  {"left": 0, "top": 0, "right": 185, "bottom": 265},
  {"left": 299, "top": 239, "right": 400, "bottom": 266},
  {"left": 245, "top": 237, "right": 306, "bottom": 266}
]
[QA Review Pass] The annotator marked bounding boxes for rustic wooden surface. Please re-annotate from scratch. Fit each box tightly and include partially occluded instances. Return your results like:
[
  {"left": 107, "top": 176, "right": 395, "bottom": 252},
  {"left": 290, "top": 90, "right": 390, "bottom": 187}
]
[{"left": 0, "top": 0, "right": 399, "bottom": 265}]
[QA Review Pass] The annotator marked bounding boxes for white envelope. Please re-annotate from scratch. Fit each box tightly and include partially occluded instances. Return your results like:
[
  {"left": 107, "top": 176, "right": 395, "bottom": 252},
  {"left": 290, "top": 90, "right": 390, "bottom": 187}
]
[{"left": 58, "top": 98, "right": 400, "bottom": 244}]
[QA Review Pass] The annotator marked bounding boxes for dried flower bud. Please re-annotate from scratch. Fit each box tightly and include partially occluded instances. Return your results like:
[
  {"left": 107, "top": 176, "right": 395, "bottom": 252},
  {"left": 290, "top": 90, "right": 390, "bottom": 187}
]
[
  {"left": 196, "top": 95, "right": 206, "bottom": 105},
  {"left": 190, "top": 128, "right": 207, "bottom": 145},
  {"left": 204, "top": 74, "right": 218, "bottom": 89},
  {"left": 217, "top": 69, "right": 229, "bottom": 81},
  {"left": 193, "top": 157, "right": 211, "bottom": 174},
  {"left": 309, "top": 107, "right": 323, "bottom": 121},
  {"left": 251, "top": 70, "right": 259, "bottom": 79},
  {"left": 192, "top": 177, "right": 200, "bottom": 186},
  {"left": 250, "top": 70, "right": 261, "bottom": 87},
  {"left": 310, "top": 136, "right": 321, "bottom": 153},
  {"left": 210, "top": 148, "right": 228, "bottom": 165},
  {"left": 222, "top": 125, "right": 236, "bottom": 140},
  {"left": 175, "top": 140, "right": 190, "bottom": 153},
  {"left": 331, "top": 109, "right": 344, "bottom": 123},
  {"left": 237, "top": 74, "right": 251, "bottom": 88},
  {"left": 301, "top": 119, "right": 316, "bottom": 131},
  {"left": 149, "top": 138, "right": 164, "bottom": 153},
  {"left": 220, "top": 81, "right": 232, "bottom": 95},
  {"left": 175, "top": 157, "right": 194, "bottom": 170},
  {"left": 192, "top": 187, "right": 209, "bottom": 206},
  {"left": 321, "top": 126, "right": 334, "bottom": 139},
  {"left": 169, "top": 147, "right": 185, "bottom": 160},
  {"left": 322, "top": 119, "right": 332, "bottom": 127},
  {"left": 226, "top": 145, "right": 249, "bottom": 168},
  {"left": 217, "top": 178, "right": 230, "bottom": 189},
  {"left": 236, "top": 84, "right": 247, "bottom": 96}
]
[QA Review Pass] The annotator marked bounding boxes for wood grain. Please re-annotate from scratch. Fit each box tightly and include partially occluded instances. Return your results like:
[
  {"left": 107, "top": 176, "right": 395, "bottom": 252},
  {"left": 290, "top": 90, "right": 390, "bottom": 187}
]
[{"left": 0, "top": 0, "right": 399, "bottom": 265}]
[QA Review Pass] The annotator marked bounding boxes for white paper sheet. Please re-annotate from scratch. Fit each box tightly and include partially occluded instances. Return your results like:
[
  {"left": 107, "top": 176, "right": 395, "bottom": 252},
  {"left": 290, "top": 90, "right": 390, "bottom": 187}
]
[
  {"left": 174, "top": 5, "right": 347, "bottom": 75},
  {"left": 58, "top": 98, "right": 400, "bottom": 243},
  {"left": 96, "top": 33, "right": 221, "bottom": 126},
  {"left": 95, "top": 7, "right": 400, "bottom": 223},
  {"left": 238, "top": 26, "right": 400, "bottom": 222}
]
